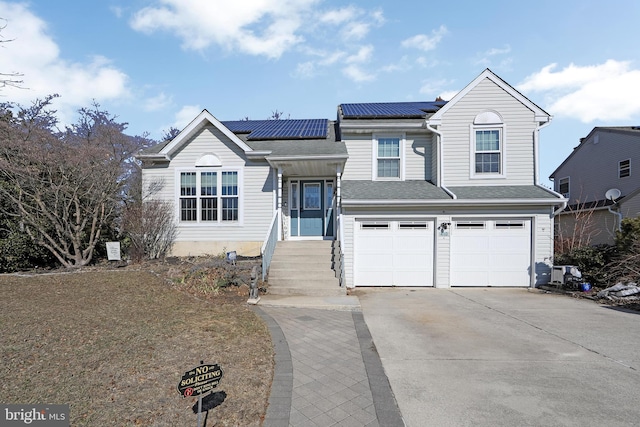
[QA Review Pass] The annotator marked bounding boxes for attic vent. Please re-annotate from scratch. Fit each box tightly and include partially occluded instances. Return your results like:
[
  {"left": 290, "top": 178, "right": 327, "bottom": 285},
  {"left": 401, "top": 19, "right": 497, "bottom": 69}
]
[
  {"left": 195, "top": 153, "right": 222, "bottom": 167},
  {"left": 474, "top": 111, "right": 503, "bottom": 125}
]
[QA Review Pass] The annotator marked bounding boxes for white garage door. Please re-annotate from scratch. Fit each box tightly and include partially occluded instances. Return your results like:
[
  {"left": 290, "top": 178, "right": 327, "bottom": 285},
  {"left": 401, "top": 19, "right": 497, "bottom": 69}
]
[
  {"left": 354, "top": 220, "right": 434, "bottom": 286},
  {"left": 450, "top": 219, "right": 531, "bottom": 287}
]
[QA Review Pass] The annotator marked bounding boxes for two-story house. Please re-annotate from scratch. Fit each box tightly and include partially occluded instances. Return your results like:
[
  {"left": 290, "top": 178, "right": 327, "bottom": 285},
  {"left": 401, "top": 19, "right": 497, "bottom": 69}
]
[
  {"left": 550, "top": 127, "right": 640, "bottom": 246},
  {"left": 138, "top": 69, "right": 564, "bottom": 289}
]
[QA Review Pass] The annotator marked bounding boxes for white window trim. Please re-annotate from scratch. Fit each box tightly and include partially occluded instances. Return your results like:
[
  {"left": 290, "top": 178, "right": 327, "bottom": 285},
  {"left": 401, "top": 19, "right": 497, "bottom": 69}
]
[
  {"left": 619, "top": 158, "right": 631, "bottom": 178},
  {"left": 558, "top": 176, "right": 570, "bottom": 198},
  {"left": 469, "top": 123, "right": 506, "bottom": 179},
  {"left": 175, "top": 167, "right": 243, "bottom": 226},
  {"left": 372, "top": 133, "right": 406, "bottom": 181}
]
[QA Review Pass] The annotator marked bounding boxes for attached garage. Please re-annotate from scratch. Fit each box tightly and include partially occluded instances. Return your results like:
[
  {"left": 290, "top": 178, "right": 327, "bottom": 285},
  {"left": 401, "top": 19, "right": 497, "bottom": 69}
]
[
  {"left": 450, "top": 218, "right": 532, "bottom": 287},
  {"left": 354, "top": 219, "right": 434, "bottom": 286}
]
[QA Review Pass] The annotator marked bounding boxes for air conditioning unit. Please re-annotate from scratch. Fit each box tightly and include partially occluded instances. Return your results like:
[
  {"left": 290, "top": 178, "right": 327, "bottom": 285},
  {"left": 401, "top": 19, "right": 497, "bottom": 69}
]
[{"left": 551, "top": 265, "right": 582, "bottom": 287}]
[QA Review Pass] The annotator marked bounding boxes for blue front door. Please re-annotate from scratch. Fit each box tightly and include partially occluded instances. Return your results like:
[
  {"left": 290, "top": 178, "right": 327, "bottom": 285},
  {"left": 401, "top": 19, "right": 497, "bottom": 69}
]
[{"left": 300, "top": 181, "right": 323, "bottom": 236}]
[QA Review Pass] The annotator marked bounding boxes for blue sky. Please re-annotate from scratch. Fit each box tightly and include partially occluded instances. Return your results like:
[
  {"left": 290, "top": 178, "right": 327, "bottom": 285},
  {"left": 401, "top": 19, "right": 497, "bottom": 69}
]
[{"left": 2, "top": 0, "right": 640, "bottom": 186}]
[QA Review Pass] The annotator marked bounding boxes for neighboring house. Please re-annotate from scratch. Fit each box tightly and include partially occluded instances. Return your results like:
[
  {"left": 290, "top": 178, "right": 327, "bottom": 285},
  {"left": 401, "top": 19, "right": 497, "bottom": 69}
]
[
  {"left": 138, "top": 69, "right": 564, "bottom": 288},
  {"left": 550, "top": 127, "right": 640, "bottom": 246}
]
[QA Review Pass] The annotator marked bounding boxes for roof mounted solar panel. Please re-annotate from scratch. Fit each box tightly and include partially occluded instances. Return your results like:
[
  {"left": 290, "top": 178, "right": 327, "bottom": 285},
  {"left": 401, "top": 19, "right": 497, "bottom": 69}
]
[
  {"left": 341, "top": 101, "right": 447, "bottom": 118},
  {"left": 222, "top": 120, "right": 270, "bottom": 133},
  {"left": 247, "top": 119, "right": 328, "bottom": 140}
]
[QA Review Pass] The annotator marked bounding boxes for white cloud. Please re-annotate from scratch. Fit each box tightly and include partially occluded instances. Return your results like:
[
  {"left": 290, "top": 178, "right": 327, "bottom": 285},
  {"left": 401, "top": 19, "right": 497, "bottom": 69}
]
[
  {"left": 518, "top": 60, "right": 640, "bottom": 122},
  {"left": 342, "top": 21, "right": 371, "bottom": 41},
  {"left": 341, "top": 45, "right": 375, "bottom": 82},
  {"left": 1, "top": 2, "right": 129, "bottom": 123},
  {"left": 346, "top": 45, "right": 374, "bottom": 64},
  {"left": 318, "top": 6, "right": 384, "bottom": 42},
  {"left": 439, "top": 90, "right": 459, "bottom": 101},
  {"left": 143, "top": 92, "right": 172, "bottom": 112},
  {"left": 474, "top": 44, "right": 511, "bottom": 67},
  {"left": 342, "top": 64, "right": 375, "bottom": 83},
  {"left": 173, "top": 105, "right": 202, "bottom": 130},
  {"left": 419, "top": 79, "right": 455, "bottom": 97},
  {"left": 130, "top": 0, "right": 320, "bottom": 59},
  {"left": 401, "top": 25, "right": 448, "bottom": 52},
  {"left": 318, "top": 6, "right": 359, "bottom": 25}
]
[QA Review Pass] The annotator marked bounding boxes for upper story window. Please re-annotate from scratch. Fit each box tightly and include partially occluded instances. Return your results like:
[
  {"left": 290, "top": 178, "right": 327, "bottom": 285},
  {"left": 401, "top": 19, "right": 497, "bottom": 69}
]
[
  {"left": 373, "top": 135, "right": 404, "bottom": 180},
  {"left": 558, "top": 177, "right": 570, "bottom": 198},
  {"left": 179, "top": 169, "right": 240, "bottom": 223},
  {"left": 471, "top": 111, "right": 505, "bottom": 178},
  {"left": 619, "top": 159, "right": 631, "bottom": 178}
]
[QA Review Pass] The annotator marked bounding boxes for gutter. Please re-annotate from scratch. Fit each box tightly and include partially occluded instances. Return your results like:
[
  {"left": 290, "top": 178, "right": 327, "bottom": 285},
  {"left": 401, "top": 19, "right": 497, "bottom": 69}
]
[
  {"left": 425, "top": 121, "right": 457, "bottom": 199},
  {"left": 136, "top": 153, "right": 170, "bottom": 161}
]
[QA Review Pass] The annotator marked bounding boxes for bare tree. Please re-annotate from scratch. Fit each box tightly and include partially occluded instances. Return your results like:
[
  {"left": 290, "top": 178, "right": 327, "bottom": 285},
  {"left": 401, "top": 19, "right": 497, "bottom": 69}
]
[
  {"left": 554, "top": 197, "right": 601, "bottom": 254},
  {"left": 0, "top": 19, "right": 24, "bottom": 90},
  {"left": 0, "top": 96, "right": 152, "bottom": 267}
]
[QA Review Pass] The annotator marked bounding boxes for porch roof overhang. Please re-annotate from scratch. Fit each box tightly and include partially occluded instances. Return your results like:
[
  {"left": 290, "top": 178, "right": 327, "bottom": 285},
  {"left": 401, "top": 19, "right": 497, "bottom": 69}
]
[{"left": 266, "top": 154, "right": 348, "bottom": 177}]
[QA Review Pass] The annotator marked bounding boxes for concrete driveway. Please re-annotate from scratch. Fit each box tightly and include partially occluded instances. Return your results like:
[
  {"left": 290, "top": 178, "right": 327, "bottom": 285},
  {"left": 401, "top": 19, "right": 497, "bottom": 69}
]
[{"left": 357, "top": 288, "right": 640, "bottom": 427}]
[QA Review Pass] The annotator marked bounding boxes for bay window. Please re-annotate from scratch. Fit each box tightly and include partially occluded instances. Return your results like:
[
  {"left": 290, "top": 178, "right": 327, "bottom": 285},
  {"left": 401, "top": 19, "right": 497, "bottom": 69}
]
[{"left": 179, "top": 170, "right": 239, "bottom": 223}]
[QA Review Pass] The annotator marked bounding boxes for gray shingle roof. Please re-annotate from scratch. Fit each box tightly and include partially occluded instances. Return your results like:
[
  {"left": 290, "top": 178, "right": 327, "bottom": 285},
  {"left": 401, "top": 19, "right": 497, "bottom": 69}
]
[
  {"left": 341, "top": 182, "right": 561, "bottom": 202},
  {"left": 447, "top": 185, "right": 560, "bottom": 199},
  {"left": 342, "top": 180, "right": 451, "bottom": 200}
]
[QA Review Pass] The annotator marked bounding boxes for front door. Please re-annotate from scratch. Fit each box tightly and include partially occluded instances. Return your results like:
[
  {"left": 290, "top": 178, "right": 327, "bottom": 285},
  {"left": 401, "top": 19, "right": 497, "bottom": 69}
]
[
  {"left": 289, "top": 180, "right": 334, "bottom": 238},
  {"left": 300, "top": 181, "right": 323, "bottom": 236}
]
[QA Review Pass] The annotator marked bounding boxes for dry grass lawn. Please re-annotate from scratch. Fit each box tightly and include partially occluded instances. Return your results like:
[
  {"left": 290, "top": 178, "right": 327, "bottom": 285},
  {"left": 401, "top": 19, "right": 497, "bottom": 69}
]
[{"left": 0, "top": 269, "right": 273, "bottom": 426}]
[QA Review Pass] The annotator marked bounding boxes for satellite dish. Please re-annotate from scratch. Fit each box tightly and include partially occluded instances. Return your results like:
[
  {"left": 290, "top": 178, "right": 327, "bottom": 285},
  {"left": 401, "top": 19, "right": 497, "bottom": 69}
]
[{"left": 605, "top": 188, "right": 621, "bottom": 201}]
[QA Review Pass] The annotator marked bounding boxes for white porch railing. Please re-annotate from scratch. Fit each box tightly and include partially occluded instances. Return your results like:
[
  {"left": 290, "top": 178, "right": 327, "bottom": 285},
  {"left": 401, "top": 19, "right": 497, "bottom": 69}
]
[
  {"left": 261, "top": 211, "right": 280, "bottom": 282},
  {"left": 334, "top": 196, "right": 346, "bottom": 287}
]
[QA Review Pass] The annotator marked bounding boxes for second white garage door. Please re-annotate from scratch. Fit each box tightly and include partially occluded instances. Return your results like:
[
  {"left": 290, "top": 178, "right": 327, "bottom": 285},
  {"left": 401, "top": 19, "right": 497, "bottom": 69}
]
[
  {"left": 354, "top": 220, "right": 434, "bottom": 287},
  {"left": 450, "top": 218, "right": 531, "bottom": 287}
]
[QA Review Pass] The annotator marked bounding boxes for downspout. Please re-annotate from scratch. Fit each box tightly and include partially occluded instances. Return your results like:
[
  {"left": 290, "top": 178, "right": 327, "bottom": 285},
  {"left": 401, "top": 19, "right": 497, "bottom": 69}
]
[
  {"left": 608, "top": 204, "right": 623, "bottom": 232},
  {"left": 553, "top": 199, "right": 567, "bottom": 217},
  {"left": 534, "top": 119, "right": 552, "bottom": 185},
  {"left": 425, "top": 121, "right": 456, "bottom": 199}
]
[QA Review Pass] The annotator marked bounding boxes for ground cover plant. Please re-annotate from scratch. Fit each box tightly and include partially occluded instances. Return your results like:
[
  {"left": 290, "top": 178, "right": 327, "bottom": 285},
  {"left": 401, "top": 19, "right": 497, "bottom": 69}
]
[{"left": 0, "top": 268, "right": 273, "bottom": 426}]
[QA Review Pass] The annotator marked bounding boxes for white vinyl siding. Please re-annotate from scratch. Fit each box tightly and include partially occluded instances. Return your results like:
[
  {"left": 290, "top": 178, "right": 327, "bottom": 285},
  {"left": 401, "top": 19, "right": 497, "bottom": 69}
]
[
  {"left": 141, "top": 125, "right": 274, "bottom": 248},
  {"left": 439, "top": 78, "right": 536, "bottom": 186},
  {"left": 342, "top": 132, "right": 432, "bottom": 181},
  {"left": 405, "top": 133, "right": 432, "bottom": 181},
  {"left": 342, "top": 134, "right": 373, "bottom": 180}
]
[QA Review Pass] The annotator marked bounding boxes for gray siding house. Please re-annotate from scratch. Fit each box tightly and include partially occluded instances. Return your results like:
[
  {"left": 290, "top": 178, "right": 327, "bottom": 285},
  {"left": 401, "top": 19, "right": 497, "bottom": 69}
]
[
  {"left": 550, "top": 127, "right": 640, "bottom": 246},
  {"left": 139, "top": 69, "right": 564, "bottom": 288}
]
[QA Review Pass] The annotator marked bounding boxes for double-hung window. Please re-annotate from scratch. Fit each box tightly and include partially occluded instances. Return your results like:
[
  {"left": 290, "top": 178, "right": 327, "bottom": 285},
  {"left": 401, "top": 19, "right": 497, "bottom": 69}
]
[
  {"left": 179, "top": 170, "right": 239, "bottom": 223},
  {"left": 471, "top": 111, "right": 505, "bottom": 178},
  {"left": 475, "top": 129, "right": 501, "bottom": 174},
  {"left": 375, "top": 136, "right": 402, "bottom": 179}
]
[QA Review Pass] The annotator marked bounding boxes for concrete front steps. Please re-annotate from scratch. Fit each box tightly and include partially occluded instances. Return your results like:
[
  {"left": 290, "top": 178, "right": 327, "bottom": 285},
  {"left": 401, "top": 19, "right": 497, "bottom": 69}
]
[{"left": 265, "top": 240, "right": 346, "bottom": 297}]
